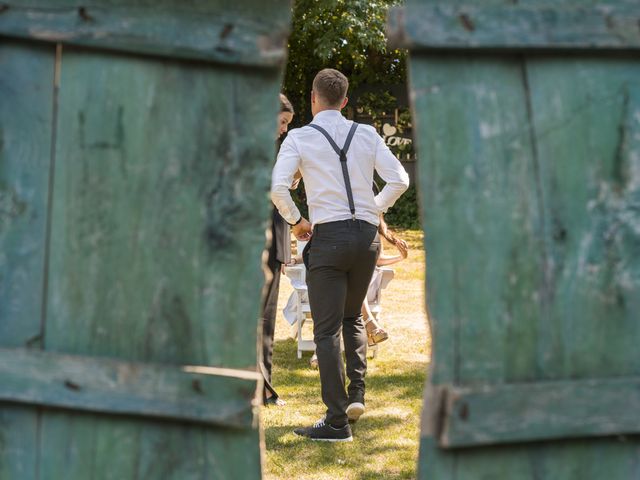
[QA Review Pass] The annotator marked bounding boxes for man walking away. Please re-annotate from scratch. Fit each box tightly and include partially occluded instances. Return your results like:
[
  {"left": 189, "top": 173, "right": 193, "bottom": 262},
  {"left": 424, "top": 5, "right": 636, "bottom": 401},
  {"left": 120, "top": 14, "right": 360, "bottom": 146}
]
[{"left": 271, "top": 69, "right": 409, "bottom": 441}]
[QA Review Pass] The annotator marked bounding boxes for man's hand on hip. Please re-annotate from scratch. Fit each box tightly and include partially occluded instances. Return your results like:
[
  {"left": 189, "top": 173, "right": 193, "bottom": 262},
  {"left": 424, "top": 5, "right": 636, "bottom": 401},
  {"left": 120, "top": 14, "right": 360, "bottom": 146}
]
[{"left": 292, "top": 218, "right": 312, "bottom": 241}]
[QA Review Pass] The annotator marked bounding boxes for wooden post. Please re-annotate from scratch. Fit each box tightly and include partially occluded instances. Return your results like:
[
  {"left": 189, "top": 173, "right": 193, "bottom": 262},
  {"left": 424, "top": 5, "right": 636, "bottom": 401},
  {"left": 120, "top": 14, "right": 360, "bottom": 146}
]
[
  {"left": 0, "top": 2, "right": 291, "bottom": 478},
  {"left": 390, "top": 1, "right": 640, "bottom": 478}
]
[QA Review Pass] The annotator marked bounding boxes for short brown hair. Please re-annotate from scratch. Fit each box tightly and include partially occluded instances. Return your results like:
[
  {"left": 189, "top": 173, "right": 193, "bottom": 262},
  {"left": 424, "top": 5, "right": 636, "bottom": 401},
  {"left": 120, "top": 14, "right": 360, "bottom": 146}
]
[
  {"left": 312, "top": 69, "right": 348, "bottom": 107},
  {"left": 279, "top": 93, "right": 294, "bottom": 114}
]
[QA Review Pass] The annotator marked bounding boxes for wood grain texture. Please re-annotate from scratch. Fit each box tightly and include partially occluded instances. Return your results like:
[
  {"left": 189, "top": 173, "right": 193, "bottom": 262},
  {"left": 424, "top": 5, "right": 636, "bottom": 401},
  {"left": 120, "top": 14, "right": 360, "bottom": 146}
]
[
  {"left": 0, "top": 347, "right": 259, "bottom": 427},
  {"left": 36, "top": 412, "right": 262, "bottom": 480},
  {"left": 411, "top": 55, "right": 541, "bottom": 387},
  {"left": 410, "top": 53, "right": 544, "bottom": 479},
  {"left": 0, "top": 406, "right": 39, "bottom": 480},
  {"left": 406, "top": 11, "right": 640, "bottom": 476},
  {"left": 0, "top": 41, "right": 54, "bottom": 349},
  {"left": 525, "top": 58, "right": 640, "bottom": 381},
  {"left": 34, "top": 44, "right": 280, "bottom": 479},
  {"left": 28, "top": 44, "right": 278, "bottom": 479},
  {"left": 1, "top": 2, "right": 288, "bottom": 476},
  {"left": 0, "top": 40, "right": 56, "bottom": 480},
  {"left": 46, "top": 47, "right": 279, "bottom": 367},
  {"left": 0, "top": 1, "right": 291, "bottom": 67},
  {"left": 440, "top": 376, "right": 640, "bottom": 447},
  {"left": 388, "top": 3, "right": 640, "bottom": 51}
]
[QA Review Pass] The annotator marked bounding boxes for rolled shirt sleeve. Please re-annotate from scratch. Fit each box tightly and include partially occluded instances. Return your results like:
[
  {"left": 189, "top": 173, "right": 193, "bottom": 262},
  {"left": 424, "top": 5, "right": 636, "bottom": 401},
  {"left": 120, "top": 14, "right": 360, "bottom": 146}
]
[
  {"left": 373, "top": 134, "right": 410, "bottom": 213},
  {"left": 271, "top": 135, "right": 302, "bottom": 225}
]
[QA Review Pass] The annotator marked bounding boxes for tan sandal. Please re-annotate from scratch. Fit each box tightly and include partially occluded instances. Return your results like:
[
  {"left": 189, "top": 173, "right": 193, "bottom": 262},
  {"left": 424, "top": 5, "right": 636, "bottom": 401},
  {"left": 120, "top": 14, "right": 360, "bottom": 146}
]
[
  {"left": 310, "top": 352, "right": 318, "bottom": 369},
  {"left": 365, "top": 318, "right": 389, "bottom": 346}
]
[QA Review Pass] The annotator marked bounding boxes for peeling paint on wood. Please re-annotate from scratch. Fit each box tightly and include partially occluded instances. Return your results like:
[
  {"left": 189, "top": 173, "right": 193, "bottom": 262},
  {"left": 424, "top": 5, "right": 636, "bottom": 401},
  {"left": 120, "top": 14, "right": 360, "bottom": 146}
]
[
  {"left": 0, "top": 0, "right": 290, "bottom": 477},
  {"left": 0, "top": 40, "right": 55, "bottom": 480},
  {"left": 0, "top": 1, "right": 290, "bottom": 67},
  {"left": 0, "top": 348, "right": 259, "bottom": 428},
  {"left": 438, "top": 376, "right": 640, "bottom": 447},
  {"left": 388, "top": 3, "right": 640, "bottom": 51},
  {"left": 400, "top": 1, "right": 640, "bottom": 478}
]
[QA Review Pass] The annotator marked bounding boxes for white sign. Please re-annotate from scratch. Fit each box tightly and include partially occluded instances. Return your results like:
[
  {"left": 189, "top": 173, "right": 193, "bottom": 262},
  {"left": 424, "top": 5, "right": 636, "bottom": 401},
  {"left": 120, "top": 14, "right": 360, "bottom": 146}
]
[{"left": 382, "top": 123, "right": 413, "bottom": 148}]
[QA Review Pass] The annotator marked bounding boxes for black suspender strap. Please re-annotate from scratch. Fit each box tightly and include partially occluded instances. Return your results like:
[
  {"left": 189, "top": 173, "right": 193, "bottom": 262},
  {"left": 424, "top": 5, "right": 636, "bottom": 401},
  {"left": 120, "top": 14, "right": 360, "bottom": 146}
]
[{"left": 308, "top": 122, "right": 359, "bottom": 220}]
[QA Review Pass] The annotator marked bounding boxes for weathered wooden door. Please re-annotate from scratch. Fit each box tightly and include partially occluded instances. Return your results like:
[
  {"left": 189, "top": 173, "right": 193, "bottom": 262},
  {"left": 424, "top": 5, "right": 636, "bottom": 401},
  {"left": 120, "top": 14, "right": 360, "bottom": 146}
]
[
  {"left": 0, "top": 2, "right": 290, "bottom": 478},
  {"left": 389, "top": 1, "right": 640, "bottom": 478}
]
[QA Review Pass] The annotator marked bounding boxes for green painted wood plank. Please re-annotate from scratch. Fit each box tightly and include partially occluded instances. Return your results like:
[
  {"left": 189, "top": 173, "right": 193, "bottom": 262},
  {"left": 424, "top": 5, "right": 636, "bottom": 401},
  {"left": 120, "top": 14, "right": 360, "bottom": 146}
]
[
  {"left": 0, "top": 347, "right": 259, "bottom": 427},
  {"left": 1, "top": 3, "right": 287, "bottom": 478},
  {"left": 0, "top": 1, "right": 290, "bottom": 67},
  {"left": 410, "top": 53, "right": 543, "bottom": 479},
  {"left": 440, "top": 376, "right": 640, "bottom": 447},
  {"left": 447, "top": 54, "right": 640, "bottom": 475},
  {"left": 36, "top": 44, "right": 281, "bottom": 479},
  {"left": 410, "top": 55, "right": 542, "bottom": 387},
  {"left": 409, "top": 50, "right": 640, "bottom": 479},
  {"left": 38, "top": 413, "right": 261, "bottom": 480},
  {"left": 0, "top": 41, "right": 53, "bottom": 348},
  {"left": 0, "top": 40, "right": 56, "bottom": 480},
  {"left": 0, "top": 407, "right": 39, "bottom": 480},
  {"left": 416, "top": 389, "right": 455, "bottom": 480},
  {"left": 204, "top": 428, "right": 263, "bottom": 480},
  {"left": 455, "top": 437, "right": 639, "bottom": 480},
  {"left": 409, "top": 57, "right": 537, "bottom": 480},
  {"left": 389, "top": 4, "right": 640, "bottom": 51},
  {"left": 421, "top": 436, "right": 625, "bottom": 480},
  {"left": 516, "top": 0, "right": 638, "bottom": 5},
  {"left": 46, "top": 47, "right": 278, "bottom": 368},
  {"left": 525, "top": 58, "right": 640, "bottom": 380}
]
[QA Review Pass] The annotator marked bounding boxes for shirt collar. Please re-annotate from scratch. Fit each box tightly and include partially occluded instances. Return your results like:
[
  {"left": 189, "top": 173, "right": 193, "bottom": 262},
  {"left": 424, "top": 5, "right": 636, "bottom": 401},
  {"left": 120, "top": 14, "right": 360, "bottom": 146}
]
[{"left": 312, "top": 109, "right": 343, "bottom": 123}]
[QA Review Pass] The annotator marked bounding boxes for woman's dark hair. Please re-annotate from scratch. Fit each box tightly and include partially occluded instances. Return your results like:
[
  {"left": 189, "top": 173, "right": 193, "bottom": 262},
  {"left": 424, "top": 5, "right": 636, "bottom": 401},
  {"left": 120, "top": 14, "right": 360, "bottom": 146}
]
[{"left": 279, "top": 93, "right": 294, "bottom": 114}]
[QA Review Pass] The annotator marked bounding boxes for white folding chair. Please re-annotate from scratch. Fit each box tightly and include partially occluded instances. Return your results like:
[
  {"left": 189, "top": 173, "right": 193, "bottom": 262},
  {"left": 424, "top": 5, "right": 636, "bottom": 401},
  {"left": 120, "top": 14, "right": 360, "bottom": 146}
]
[{"left": 283, "top": 238, "right": 395, "bottom": 359}]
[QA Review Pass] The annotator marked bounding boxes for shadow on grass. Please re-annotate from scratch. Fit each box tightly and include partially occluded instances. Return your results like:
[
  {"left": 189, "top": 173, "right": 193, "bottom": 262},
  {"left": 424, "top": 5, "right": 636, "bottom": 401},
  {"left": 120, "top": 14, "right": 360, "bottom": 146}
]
[
  {"left": 274, "top": 338, "right": 427, "bottom": 392},
  {"left": 265, "top": 413, "right": 420, "bottom": 479},
  {"left": 368, "top": 365, "right": 427, "bottom": 400},
  {"left": 266, "top": 338, "right": 427, "bottom": 479},
  {"left": 266, "top": 413, "right": 413, "bottom": 450},
  {"left": 355, "top": 467, "right": 418, "bottom": 480}
]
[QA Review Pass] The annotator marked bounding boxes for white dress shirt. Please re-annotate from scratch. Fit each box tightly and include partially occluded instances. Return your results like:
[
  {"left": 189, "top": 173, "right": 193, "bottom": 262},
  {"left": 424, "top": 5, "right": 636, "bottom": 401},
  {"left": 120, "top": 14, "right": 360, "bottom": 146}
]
[{"left": 271, "top": 110, "right": 410, "bottom": 226}]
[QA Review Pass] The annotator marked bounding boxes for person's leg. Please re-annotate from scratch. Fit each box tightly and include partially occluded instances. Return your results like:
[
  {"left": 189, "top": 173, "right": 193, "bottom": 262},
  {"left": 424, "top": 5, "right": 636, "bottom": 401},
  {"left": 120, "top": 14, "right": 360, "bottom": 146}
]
[
  {"left": 363, "top": 297, "right": 389, "bottom": 346},
  {"left": 305, "top": 222, "right": 355, "bottom": 426},
  {"left": 343, "top": 225, "right": 379, "bottom": 406},
  {"left": 259, "top": 362, "right": 281, "bottom": 404},
  {"left": 361, "top": 300, "right": 372, "bottom": 322},
  {"left": 262, "top": 261, "right": 281, "bottom": 381},
  {"left": 342, "top": 311, "right": 368, "bottom": 405},
  {"left": 307, "top": 261, "right": 349, "bottom": 426},
  {"left": 261, "top": 257, "right": 282, "bottom": 400}
]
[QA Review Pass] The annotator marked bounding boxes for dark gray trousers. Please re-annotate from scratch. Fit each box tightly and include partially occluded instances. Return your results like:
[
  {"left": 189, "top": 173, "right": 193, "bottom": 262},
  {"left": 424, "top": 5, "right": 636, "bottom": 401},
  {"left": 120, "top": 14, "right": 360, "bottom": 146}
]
[
  {"left": 260, "top": 253, "right": 281, "bottom": 400},
  {"left": 259, "top": 207, "right": 286, "bottom": 400},
  {"left": 306, "top": 220, "right": 380, "bottom": 426}
]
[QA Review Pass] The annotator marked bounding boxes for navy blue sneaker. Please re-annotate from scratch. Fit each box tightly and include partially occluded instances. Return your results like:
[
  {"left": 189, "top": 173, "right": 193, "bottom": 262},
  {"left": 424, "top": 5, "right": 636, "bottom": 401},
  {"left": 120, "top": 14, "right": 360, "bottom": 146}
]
[{"left": 294, "top": 417, "right": 353, "bottom": 442}]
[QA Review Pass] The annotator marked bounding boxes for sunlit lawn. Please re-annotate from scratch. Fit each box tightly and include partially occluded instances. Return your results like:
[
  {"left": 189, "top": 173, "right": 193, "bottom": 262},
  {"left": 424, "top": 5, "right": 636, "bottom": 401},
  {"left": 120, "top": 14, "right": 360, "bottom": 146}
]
[{"left": 262, "top": 230, "right": 431, "bottom": 480}]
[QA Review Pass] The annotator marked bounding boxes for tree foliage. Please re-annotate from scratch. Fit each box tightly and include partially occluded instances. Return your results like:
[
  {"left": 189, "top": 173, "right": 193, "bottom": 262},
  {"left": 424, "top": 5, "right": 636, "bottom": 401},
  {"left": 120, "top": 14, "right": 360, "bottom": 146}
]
[
  {"left": 284, "top": 0, "right": 406, "bottom": 125},
  {"left": 285, "top": 0, "right": 419, "bottom": 228}
]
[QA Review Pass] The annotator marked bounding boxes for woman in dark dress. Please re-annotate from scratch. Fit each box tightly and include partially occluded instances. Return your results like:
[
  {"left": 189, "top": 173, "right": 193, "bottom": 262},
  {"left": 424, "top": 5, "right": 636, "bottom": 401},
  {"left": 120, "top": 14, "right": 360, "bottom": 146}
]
[{"left": 261, "top": 94, "right": 295, "bottom": 406}]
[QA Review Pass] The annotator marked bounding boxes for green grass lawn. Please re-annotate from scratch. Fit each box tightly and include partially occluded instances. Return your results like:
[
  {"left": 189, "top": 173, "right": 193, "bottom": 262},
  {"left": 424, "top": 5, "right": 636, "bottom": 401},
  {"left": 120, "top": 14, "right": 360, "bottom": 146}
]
[{"left": 262, "top": 230, "right": 431, "bottom": 480}]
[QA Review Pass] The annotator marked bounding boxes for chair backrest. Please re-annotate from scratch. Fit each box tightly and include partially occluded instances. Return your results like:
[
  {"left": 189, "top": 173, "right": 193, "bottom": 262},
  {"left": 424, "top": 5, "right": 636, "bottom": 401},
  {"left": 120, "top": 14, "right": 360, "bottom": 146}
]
[
  {"left": 296, "top": 239, "right": 307, "bottom": 256},
  {"left": 379, "top": 268, "right": 395, "bottom": 290},
  {"left": 367, "top": 267, "right": 395, "bottom": 305}
]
